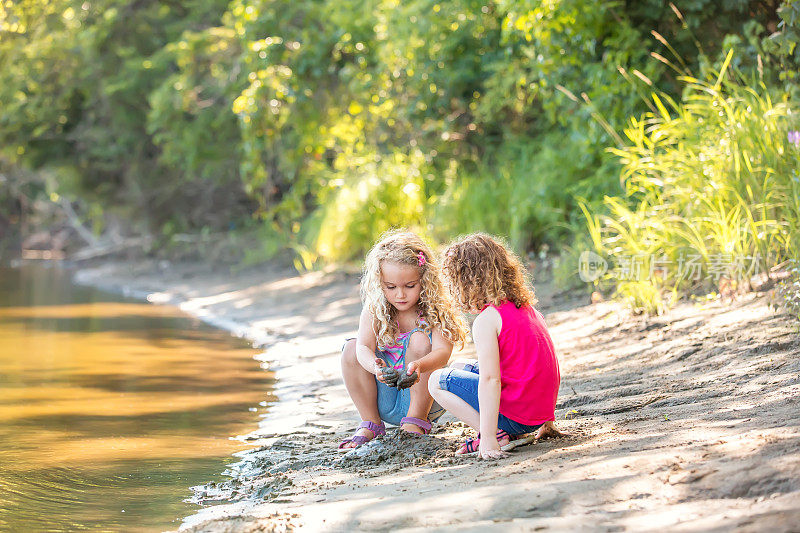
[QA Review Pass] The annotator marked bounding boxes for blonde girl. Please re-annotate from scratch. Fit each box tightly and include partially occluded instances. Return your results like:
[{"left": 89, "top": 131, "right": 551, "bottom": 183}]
[
  {"left": 339, "top": 230, "right": 468, "bottom": 450},
  {"left": 431, "top": 233, "right": 562, "bottom": 459}
]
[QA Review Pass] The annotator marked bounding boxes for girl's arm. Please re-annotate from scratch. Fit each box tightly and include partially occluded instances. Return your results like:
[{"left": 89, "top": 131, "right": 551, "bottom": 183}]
[
  {"left": 355, "top": 307, "right": 383, "bottom": 377},
  {"left": 406, "top": 326, "right": 453, "bottom": 376},
  {"left": 473, "top": 307, "right": 505, "bottom": 459}
]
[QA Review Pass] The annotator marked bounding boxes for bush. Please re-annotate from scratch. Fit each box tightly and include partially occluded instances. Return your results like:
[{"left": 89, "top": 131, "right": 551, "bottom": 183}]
[{"left": 583, "top": 54, "right": 799, "bottom": 313}]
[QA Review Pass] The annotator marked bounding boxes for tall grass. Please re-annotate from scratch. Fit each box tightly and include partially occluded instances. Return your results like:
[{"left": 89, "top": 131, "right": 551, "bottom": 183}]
[
  {"left": 304, "top": 150, "right": 431, "bottom": 263},
  {"left": 432, "top": 132, "right": 612, "bottom": 254},
  {"left": 583, "top": 53, "right": 799, "bottom": 313}
]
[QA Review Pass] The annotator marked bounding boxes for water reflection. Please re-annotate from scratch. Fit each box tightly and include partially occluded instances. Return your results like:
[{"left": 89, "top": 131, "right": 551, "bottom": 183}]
[{"left": 0, "top": 264, "right": 274, "bottom": 531}]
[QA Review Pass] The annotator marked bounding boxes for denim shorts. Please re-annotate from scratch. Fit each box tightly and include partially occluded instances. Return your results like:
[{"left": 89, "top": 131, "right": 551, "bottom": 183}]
[
  {"left": 344, "top": 337, "right": 445, "bottom": 426},
  {"left": 438, "top": 362, "right": 542, "bottom": 436}
]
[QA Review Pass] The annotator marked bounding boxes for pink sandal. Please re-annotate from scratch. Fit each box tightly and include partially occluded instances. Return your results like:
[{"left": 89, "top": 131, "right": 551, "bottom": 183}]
[
  {"left": 400, "top": 416, "right": 432, "bottom": 435},
  {"left": 456, "top": 429, "right": 516, "bottom": 455},
  {"left": 338, "top": 420, "right": 386, "bottom": 451}
]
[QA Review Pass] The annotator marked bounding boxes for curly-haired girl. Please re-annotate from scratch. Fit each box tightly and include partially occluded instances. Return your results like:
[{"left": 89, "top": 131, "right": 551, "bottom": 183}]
[
  {"left": 431, "top": 233, "right": 562, "bottom": 459},
  {"left": 339, "top": 230, "right": 468, "bottom": 450}
]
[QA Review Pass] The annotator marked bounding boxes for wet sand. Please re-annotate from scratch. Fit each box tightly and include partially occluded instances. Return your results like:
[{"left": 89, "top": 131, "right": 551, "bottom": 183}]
[{"left": 74, "top": 259, "right": 800, "bottom": 532}]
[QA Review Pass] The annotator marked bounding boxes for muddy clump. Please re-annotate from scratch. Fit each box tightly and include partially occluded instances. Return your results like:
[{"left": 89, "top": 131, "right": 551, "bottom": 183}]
[
  {"left": 189, "top": 434, "right": 330, "bottom": 505},
  {"left": 190, "top": 473, "right": 293, "bottom": 505},
  {"left": 379, "top": 366, "right": 419, "bottom": 390},
  {"left": 335, "top": 427, "right": 461, "bottom": 472}
]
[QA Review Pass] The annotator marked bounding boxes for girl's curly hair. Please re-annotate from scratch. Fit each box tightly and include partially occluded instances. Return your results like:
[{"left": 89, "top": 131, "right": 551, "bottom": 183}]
[
  {"left": 361, "top": 230, "right": 468, "bottom": 349},
  {"left": 442, "top": 233, "right": 537, "bottom": 312}
]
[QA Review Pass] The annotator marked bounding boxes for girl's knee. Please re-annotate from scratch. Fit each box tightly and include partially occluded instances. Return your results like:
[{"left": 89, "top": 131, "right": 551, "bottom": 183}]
[
  {"left": 341, "top": 339, "right": 358, "bottom": 365},
  {"left": 428, "top": 369, "right": 444, "bottom": 395},
  {"left": 406, "top": 331, "right": 432, "bottom": 359}
]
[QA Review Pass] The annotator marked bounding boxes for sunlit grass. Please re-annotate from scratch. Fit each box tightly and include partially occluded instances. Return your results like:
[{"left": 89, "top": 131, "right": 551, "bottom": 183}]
[
  {"left": 583, "top": 53, "right": 799, "bottom": 313},
  {"left": 307, "top": 150, "right": 431, "bottom": 262}
]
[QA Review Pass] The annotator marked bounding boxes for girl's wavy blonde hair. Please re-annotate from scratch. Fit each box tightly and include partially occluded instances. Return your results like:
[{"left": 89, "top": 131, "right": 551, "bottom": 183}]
[
  {"left": 442, "top": 233, "right": 537, "bottom": 311},
  {"left": 361, "top": 230, "right": 468, "bottom": 349}
]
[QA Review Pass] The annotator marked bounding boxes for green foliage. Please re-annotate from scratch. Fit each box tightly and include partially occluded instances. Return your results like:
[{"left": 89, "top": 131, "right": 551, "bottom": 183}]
[
  {"left": 764, "top": 0, "right": 800, "bottom": 98},
  {"left": 305, "top": 150, "right": 431, "bottom": 262},
  {"left": 0, "top": 0, "right": 248, "bottom": 234},
  {"left": 147, "top": 27, "right": 243, "bottom": 184},
  {"left": 0, "top": 0, "right": 796, "bottom": 283},
  {"left": 432, "top": 135, "right": 586, "bottom": 253},
  {"left": 583, "top": 58, "right": 799, "bottom": 313}
]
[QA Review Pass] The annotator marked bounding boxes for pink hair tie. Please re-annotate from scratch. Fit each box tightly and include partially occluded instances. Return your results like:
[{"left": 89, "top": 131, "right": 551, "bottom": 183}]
[{"left": 417, "top": 251, "right": 426, "bottom": 266}]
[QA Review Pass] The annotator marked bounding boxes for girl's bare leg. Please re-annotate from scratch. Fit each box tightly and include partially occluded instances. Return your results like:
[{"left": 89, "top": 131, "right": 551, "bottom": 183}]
[
  {"left": 443, "top": 360, "right": 563, "bottom": 440},
  {"left": 428, "top": 368, "right": 480, "bottom": 430},
  {"left": 402, "top": 331, "right": 435, "bottom": 434},
  {"left": 340, "top": 339, "right": 382, "bottom": 448},
  {"left": 428, "top": 368, "right": 511, "bottom": 451}
]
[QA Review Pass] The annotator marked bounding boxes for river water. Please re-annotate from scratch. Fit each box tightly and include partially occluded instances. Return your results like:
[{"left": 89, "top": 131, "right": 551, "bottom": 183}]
[{"left": 0, "top": 264, "right": 274, "bottom": 531}]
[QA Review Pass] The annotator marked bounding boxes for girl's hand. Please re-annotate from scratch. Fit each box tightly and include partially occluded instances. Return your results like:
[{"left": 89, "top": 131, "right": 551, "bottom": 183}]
[
  {"left": 478, "top": 438, "right": 508, "bottom": 460},
  {"left": 374, "top": 358, "right": 387, "bottom": 381},
  {"left": 396, "top": 361, "right": 421, "bottom": 390},
  {"left": 375, "top": 358, "right": 400, "bottom": 386}
]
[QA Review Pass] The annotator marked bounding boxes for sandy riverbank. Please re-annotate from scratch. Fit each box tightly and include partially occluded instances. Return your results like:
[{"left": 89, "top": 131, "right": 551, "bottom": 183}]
[{"left": 73, "top": 258, "right": 800, "bottom": 532}]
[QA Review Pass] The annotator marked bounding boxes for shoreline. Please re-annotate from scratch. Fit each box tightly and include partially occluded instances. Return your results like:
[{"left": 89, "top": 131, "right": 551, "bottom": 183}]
[
  {"left": 69, "top": 257, "right": 800, "bottom": 532},
  {"left": 70, "top": 258, "right": 366, "bottom": 530},
  {"left": 72, "top": 263, "right": 279, "bottom": 349}
]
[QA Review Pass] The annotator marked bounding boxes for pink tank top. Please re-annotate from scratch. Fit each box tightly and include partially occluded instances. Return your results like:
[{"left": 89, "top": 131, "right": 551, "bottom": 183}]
[{"left": 491, "top": 300, "right": 560, "bottom": 425}]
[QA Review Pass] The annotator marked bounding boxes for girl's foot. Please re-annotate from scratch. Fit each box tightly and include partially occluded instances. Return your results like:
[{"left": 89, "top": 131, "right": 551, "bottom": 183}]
[
  {"left": 455, "top": 430, "right": 511, "bottom": 455},
  {"left": 399, "top": 416, "right": 432, "bottom": 435},
  {"left": 338, "top": 420, "right": 386, "bottom": 450},
  {"left": 455, "top": 437, "right": 479, "bottom": 454},
  {"left": 535, "top": 421, "right": 565, "bottom": 440}
]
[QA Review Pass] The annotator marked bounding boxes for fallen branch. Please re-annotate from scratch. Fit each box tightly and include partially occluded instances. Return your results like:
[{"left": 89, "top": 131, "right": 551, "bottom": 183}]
[
  {"left": 69, "top": 237, "right": 152, "bottom": 262},
  {"left": 58, "top": 198, "right": 100, "bottom": 247}
]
